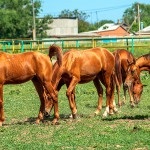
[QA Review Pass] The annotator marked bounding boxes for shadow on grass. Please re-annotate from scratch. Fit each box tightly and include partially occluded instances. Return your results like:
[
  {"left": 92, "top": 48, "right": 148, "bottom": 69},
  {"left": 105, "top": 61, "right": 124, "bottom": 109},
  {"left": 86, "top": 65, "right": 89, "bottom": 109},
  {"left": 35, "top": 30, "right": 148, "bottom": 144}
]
[
  {"left": 102, "top": 114, "right": 149, "bottom": 121},
  {"left": 3, "top": 113, "right": 149, "bottom": 126},
  {"left": 3, "top": 113, "right": 92, "bottom": 126}
]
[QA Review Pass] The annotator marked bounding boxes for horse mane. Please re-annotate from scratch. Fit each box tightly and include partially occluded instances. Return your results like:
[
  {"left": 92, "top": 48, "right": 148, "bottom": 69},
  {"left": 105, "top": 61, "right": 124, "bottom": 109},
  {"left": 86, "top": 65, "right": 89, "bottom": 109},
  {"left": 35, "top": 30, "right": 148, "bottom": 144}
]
[
  {"left": 114, "top": 50, "right": 122, "bottom": 85},
  {"left": 139, "top": 53, "right": 150, "bottom": 60},
  {"left": 48, "top": 44, "right": 63, "bottom": 66}
]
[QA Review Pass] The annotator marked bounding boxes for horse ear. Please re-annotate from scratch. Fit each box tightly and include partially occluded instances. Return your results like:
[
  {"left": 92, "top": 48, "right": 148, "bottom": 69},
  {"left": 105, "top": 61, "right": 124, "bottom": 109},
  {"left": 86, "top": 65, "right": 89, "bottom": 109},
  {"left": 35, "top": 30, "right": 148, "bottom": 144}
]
[{"left": 128, "top": 60, "right": 135, "bottom": 66}]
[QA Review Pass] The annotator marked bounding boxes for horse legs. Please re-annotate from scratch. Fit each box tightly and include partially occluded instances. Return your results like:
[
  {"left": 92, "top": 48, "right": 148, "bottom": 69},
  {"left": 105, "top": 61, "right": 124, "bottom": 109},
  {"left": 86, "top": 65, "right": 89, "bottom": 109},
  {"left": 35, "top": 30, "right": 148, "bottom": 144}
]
[
  {"left": 66, "top": 77, "right": 79, "bottom": 119},
  {"left": 100, "top": 73, "right": 117, "bottom": 117},
  {"left": 114, "top": 73, "right": 125, "bottom": 107},
  {"left": 32, "top": 78, "right": 51, "bottom": 124},
  {"left": 0, "top": 85, "right": 4, "bottom": 126},
  {"left": 122, "top": 84, "right": 127, "bottom": 104},
  {"left": 93, "top": 78, "right": 103, "bottom": 115},
  {"left": 127, "top": 84, "right": 135, "bottom": 107}
]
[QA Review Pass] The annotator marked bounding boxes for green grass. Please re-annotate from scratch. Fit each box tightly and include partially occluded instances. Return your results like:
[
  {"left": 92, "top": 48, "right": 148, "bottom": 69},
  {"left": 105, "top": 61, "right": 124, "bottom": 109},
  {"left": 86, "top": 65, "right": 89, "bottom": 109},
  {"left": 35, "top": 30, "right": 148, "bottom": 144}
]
[{"left": 0, "top": 71, "right": 149, "bottom": 150}]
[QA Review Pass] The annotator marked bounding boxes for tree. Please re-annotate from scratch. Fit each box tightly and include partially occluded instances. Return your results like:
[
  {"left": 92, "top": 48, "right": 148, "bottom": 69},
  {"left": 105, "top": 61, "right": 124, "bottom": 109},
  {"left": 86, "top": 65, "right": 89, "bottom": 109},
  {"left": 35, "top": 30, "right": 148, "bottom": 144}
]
[
  {"left": 58, "top": 9, "right": 114, "bottom": 33},
  {"left": 94, "top": 20, "right": 114, "bottom": 29},
  {"left": 59, "top": 9, "right": 91, "bottom": 32},
  {"left": 0, "top": 0, "right": 52, "bottom": 39},
  {"left": 122, "top": 3, "right": 150, "bottom": 33}
]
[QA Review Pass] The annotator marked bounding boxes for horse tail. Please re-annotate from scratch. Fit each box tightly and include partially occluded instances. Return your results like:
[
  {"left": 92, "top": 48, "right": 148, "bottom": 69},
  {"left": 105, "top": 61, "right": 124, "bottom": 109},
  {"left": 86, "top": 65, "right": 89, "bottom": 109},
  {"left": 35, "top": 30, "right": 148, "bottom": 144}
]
[
  {"left": 114, "top": 51, "right": 122, "bottom": 85},
  {"left": 48, "top": 44, "right": 63, "bottom": 66}
]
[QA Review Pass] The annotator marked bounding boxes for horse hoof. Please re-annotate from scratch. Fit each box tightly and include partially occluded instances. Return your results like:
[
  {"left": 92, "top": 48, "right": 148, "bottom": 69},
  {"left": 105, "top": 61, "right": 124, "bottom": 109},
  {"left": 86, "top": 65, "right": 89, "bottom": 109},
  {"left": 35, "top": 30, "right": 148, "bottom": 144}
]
[
  {"left": 109, "top": 109, "right": 114, "bottom": 115},
  {"left": 109, "top": 112, "right": 114, "bottom": 115},
  {"left": 35, "top": 119, "right": 40, "bottom": 124},
  {"left": 102, "top": 112, "right": 108, "bottom": 118},
  {"left": 0, "top": 122, "right": 2, "bottom": 126},
  {"left": 113, "top": 108, "right": 118, "bottom": 114},
  {"left": 94, "top": 110, "right": 100, "bottom": 115},
  {"left": 131, "top": 104, "right": 135, "bottom": 108},
  {"left": 69, "top": 114, "right": 73, "bottom": 118},
  {"left": 118, "top": 102, "right": 122, "bottom": 107},
  {"left": 72, "top": 114, "right": 77, "bottom": 119},
  {"left": 51, "top": 121, "right": 60, "bottom": 125},
  {"left": 122, "top": 101, "right": 125, "bottom": 105}
]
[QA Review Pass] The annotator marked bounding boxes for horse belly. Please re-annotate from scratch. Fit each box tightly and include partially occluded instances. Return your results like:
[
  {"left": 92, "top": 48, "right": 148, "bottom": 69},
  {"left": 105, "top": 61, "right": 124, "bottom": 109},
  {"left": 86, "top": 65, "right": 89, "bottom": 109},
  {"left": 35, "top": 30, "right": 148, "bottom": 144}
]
[
  {"left": 80, "top": 74, "right": 97, "bottom": 83},
  {"left": 4, "top": 67, "right": 35, "bottom": 84},
  {"left": 79, "top": 64, "right": 100, "bottom": 83},
  {"left": 5, "top": 75, "right": 34, "bottom": 84}
]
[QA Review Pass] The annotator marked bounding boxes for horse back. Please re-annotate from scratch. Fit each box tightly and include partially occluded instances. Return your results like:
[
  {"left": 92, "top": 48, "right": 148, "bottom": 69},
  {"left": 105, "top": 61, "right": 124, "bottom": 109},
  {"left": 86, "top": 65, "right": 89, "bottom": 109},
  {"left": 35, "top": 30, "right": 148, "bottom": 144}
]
[
  {"left": 62, "top": 48, "right": 114, "bottom": 79},
  {"left": 0, "top": 52, "right": 52, "bottom": 84}
]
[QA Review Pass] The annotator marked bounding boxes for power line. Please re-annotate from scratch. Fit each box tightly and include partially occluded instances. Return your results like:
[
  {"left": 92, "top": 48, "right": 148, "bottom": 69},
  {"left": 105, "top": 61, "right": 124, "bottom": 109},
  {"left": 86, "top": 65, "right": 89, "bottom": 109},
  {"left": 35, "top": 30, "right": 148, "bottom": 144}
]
[{"left": 40, "top": 4, "right": 131, "bottom": 17}]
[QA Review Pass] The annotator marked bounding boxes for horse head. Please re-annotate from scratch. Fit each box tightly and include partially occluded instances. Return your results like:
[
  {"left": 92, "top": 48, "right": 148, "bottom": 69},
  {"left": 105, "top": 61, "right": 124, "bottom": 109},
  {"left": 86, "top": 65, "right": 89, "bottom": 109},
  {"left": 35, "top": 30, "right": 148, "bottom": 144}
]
[
  {"left": 132, "top": 81, "right": 144, "bottom": 104},
  {"left": 125, "top": 59, "right": 140, "bottom": 87}
]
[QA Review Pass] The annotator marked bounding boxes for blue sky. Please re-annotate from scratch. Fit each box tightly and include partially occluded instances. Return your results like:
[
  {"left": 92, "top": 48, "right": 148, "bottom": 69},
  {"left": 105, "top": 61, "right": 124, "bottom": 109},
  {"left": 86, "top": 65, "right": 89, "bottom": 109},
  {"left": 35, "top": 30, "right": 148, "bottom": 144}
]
[{"left": 39, "top": 0, "right": 149, "bottom": 23}]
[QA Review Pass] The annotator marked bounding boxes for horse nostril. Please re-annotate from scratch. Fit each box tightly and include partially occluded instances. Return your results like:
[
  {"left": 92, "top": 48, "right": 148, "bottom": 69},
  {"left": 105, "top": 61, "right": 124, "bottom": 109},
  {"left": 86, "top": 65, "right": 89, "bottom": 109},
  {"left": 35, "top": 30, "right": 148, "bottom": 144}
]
[
  {"left": 124, "top": 81, "right": 132, "bottom": 87},
  {"left": 124, "top": 82, "right": 128, "bottom": 88},
  {"left": 44, "top": 112, "right": 50, "bottom": 118}
]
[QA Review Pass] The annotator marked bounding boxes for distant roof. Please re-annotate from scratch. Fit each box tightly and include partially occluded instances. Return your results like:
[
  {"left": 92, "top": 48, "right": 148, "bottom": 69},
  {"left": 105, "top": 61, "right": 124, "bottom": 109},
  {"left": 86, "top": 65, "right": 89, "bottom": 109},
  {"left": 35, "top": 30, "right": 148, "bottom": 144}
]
[
  {"left": 135, "top": 25, "right": 150, "bottom": 35},
  {"left": 139, "top": 26, "right": 150, "bottom": 33},
  {"left": 98, "top": 23, "right": 120, "bottom": 31}
]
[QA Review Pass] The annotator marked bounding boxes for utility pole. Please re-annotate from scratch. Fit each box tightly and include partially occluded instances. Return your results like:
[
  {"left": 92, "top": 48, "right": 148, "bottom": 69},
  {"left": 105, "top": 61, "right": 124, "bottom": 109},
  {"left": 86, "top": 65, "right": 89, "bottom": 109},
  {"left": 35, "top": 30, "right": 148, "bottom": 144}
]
[
  {"left": 137, "top": 3, "right": 140, "bottom": 36},
  {"left": 32, "top": 0, "right": 36, "bottom": 40}
]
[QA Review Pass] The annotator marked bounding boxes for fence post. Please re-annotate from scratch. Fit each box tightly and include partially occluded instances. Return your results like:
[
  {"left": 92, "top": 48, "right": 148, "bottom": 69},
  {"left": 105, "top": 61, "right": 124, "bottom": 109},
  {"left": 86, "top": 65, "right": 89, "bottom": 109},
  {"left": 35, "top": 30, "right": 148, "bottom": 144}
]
[
  {"left": 126, "top": 39, "right": 129, "bottom": 51},
  {"left": 21, "top": 41, "right": 24, "bottom": 52},
  {"left": 62, "top": 40, "right": 64, "bottom": 49},
  {"left": 37, "top": 40, "right": 40, "bottom": 51},
  {"left": 2, "top": 42, "right": 6, "bottom": 52},
  {"left": 30, "top": 41, "right": 32, "bottom": 50},
  {"left": 12, "top": 40, "right": 15, "bottom": 52},
  {"left": 76, "top": 40, "right": 79, "bottom": 48},
  {"left": 131, "top": 38, "right": 134, "bottom": 54},
  {"left": 92, "top": 39, "right": 94, "bottom": 48}
]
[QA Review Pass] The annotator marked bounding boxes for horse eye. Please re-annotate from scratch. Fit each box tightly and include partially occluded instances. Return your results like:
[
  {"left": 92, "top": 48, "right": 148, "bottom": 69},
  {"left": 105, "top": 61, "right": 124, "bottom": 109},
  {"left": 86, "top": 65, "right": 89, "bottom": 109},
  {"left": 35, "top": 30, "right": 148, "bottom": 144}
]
[{"left": 131, "top": 70, "right": 134, "bottom": 75}]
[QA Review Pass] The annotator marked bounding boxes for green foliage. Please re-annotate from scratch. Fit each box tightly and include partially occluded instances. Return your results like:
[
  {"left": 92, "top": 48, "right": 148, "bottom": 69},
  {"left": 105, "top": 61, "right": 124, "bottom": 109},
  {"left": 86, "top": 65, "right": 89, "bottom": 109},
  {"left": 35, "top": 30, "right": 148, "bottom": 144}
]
[
  {"left": 94, "top": 20, "right": 114, "bottom": 29},
  {"left": 123, "top": 2, "right": 150, "bottom": 32},
  {"left": 36, "top": 15, "right": 53, "bottom": 38},
  {"left": 0, "top": 0, "right": 52, "bottom": 39},
  {"left": 58, "top": 9, "right": 115, "bottom": 32},
  {"left": 58, "top": 9, "right": 92, "bottom": 33}
]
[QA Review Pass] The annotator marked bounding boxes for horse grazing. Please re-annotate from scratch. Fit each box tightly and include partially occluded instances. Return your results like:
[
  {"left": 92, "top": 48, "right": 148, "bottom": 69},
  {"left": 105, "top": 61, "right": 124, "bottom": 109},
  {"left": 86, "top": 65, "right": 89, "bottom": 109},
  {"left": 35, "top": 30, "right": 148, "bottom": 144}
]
[
  {"left": 0, "top": 46, "right": 62, "bottom": 126},
  {"left": 113, "top": 49, "right": 141, "bottom": 107},
  {"left": 125, "top": 53, "right": 150, "bottom": 103},
  {"left": 48, "top": 45, "right": 118, "bottom": 124}
]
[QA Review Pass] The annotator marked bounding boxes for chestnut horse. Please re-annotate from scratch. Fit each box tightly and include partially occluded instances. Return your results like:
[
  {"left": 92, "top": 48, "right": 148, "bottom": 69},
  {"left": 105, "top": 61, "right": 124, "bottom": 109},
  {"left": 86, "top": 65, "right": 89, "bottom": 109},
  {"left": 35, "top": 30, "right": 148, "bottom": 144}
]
[
  {"left": 113, "top": 49, "right": 141, "bottom": 107},
  {"left": 125, "top": 53, "right": 150, "bottom": 103},
  {"left": 48, "top": 45, "right": 117, "bottom": 124},
  {"left": 0, "top": 46, "right": 62, "bottom": 126}
]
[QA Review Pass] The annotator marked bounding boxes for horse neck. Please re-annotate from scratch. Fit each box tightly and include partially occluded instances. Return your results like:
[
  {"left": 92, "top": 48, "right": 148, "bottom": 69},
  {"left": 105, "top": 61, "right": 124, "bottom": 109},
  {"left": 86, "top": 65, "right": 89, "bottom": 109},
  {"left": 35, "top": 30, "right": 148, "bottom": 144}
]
[{"left": 136, "top": 57, "right": 149, "bottom": 72}]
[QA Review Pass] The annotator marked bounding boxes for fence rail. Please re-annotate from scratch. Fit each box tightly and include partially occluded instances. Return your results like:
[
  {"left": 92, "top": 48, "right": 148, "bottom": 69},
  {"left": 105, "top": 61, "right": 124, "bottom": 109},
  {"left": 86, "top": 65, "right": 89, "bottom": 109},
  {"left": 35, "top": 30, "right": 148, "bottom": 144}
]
[{"left": 0, "top": 36, "right": 150, "bottom": 54}]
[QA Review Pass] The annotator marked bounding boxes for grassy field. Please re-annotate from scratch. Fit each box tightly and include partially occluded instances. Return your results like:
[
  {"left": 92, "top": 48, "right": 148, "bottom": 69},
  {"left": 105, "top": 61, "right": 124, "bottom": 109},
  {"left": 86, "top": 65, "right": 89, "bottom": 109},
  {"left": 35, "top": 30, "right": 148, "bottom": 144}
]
[
  {"left": 0, "top": 46, "right": 149, "bottom": 149},
  {"left": 0, "top": 69, "right": 149, "bottom": 149}
]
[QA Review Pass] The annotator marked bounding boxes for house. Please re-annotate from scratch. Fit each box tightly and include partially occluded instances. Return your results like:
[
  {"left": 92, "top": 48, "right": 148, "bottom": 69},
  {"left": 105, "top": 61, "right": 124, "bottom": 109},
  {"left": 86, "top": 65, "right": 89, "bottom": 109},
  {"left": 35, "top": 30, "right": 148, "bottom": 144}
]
[
  {"left": 94, "top": 23, "right": 130, "bottom": 37},
  {"left": 136, "top": 25, "right": 150, "bottom": 36},
  {"left": 46, "top": 18, "right": 78, "bottom": 36}
]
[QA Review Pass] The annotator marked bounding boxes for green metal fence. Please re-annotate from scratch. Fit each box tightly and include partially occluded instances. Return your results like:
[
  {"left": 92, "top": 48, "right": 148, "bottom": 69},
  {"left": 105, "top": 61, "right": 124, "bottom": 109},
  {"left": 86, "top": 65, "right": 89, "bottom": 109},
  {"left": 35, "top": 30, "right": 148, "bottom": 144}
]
[{"left": 0, "top": 36, "right": 150, "bottom": 54}]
